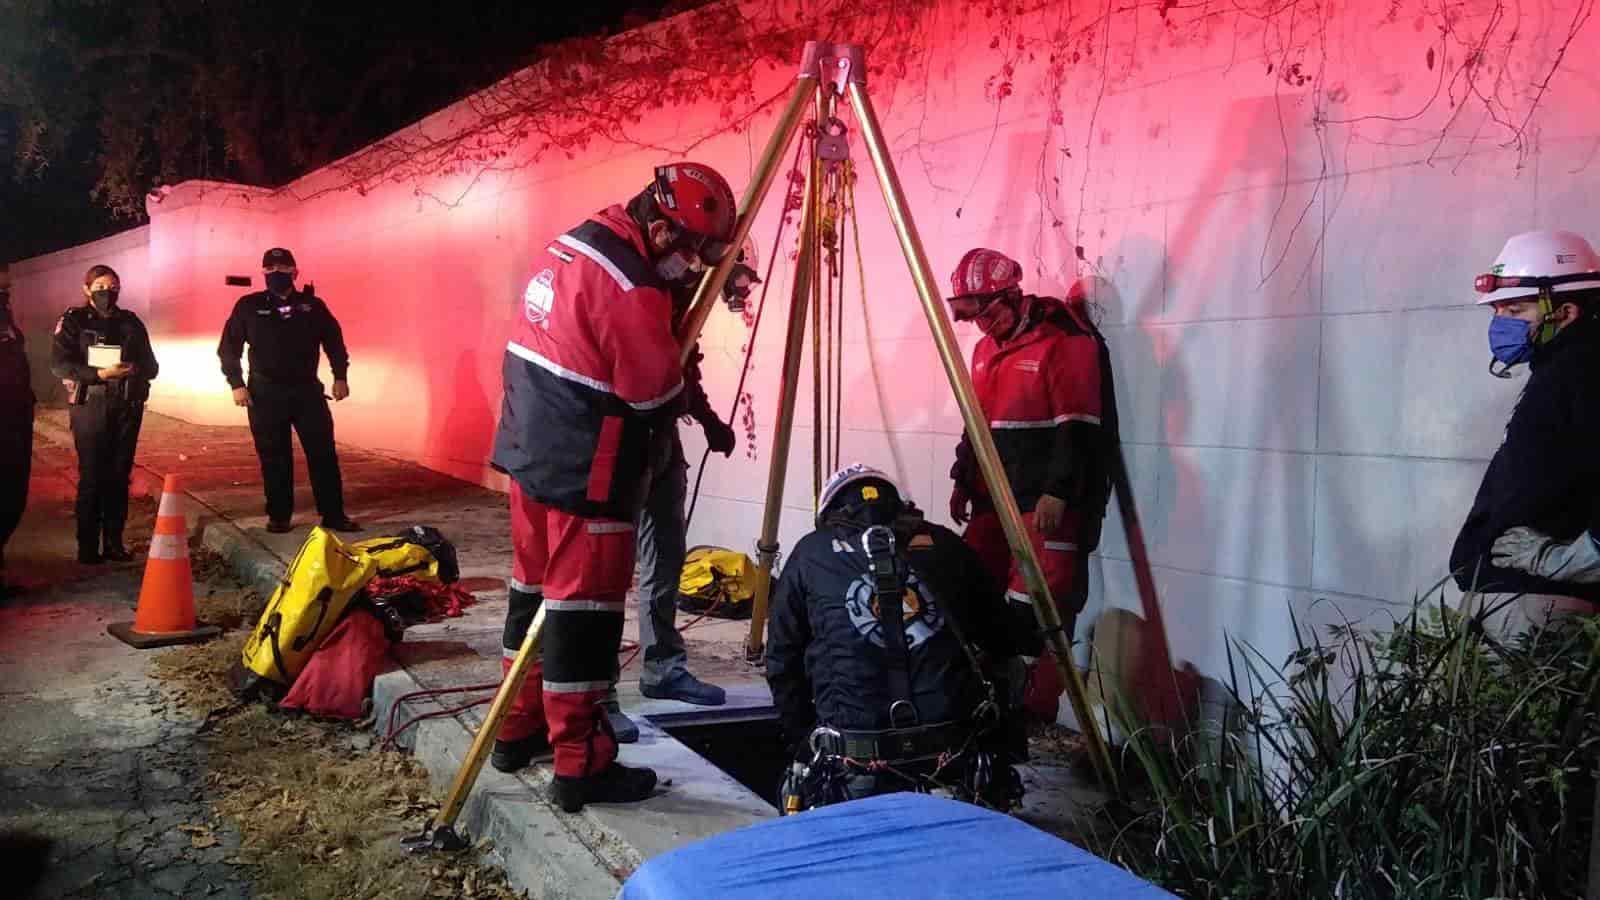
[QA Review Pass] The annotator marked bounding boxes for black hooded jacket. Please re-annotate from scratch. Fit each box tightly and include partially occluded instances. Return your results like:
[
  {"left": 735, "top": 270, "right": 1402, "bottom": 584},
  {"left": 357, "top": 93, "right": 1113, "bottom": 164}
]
[
  {"left": 1450, "top": 316, "right": 1600, "bottom": 603},
  {"left": 765, "top": 512, "right": 1041, "bottom": 752}
]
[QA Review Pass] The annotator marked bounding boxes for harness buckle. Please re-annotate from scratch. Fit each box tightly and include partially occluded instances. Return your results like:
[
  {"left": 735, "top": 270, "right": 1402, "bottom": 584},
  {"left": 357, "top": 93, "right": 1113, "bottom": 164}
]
[
  {"left": 809, "top": 725, "right": 842, "bottom": 762},
  {"left": 888, "top": 699, "right": 920, "bottom": 730}
]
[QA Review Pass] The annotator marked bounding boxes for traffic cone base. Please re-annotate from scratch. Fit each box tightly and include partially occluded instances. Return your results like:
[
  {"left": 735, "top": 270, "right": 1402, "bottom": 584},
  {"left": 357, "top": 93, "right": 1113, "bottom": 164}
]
[
  {"left": 107, "top": 620, "right": 222, "bottom": 649},
  {"left": 107, "top": 474, "right": 219, "bottom": 650}
]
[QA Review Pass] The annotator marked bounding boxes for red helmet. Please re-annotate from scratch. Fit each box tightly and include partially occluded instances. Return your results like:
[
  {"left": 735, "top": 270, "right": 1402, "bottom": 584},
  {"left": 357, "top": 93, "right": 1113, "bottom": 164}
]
[
  {"left": 650, "top": 162, "right": 738, "bottom": 263},
  {"left": 948, "top": 248, "right": 1023, "bottom": 320}
]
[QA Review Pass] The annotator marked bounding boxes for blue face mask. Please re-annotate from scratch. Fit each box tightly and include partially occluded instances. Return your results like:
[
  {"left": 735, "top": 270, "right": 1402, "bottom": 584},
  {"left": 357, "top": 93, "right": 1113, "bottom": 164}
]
[{"left": 1488, "top": 315, "right": 1535, "bottom": 367}]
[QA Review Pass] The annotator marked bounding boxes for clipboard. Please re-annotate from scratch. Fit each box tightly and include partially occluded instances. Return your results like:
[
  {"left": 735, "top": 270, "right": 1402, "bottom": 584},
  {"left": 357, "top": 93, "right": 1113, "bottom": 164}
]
[{"left": 86, "top": 344, "right": 123, "bottom": 368}]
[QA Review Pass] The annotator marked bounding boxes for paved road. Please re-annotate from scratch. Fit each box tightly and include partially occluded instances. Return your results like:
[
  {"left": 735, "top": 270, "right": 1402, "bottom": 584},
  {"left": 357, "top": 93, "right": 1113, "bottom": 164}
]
[{"left": 0, "top": 442, "right": 253, "bottom": 899}]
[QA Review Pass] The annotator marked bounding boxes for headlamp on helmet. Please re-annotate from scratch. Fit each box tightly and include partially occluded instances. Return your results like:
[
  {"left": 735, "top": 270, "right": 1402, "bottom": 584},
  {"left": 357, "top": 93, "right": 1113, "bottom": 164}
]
[{"left": 817, "top": 464, "right": 906, "bottom": 530}]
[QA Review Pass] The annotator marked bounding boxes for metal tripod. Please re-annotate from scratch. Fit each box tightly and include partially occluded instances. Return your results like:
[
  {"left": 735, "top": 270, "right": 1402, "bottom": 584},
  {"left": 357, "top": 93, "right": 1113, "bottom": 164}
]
[{"left": 407, "top": 40, "right": 1122, "bottom": 852}]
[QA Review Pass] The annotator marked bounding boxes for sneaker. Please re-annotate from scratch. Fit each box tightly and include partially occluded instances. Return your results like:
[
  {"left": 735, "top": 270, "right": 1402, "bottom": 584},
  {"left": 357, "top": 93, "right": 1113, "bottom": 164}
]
[
  {"left": 321, "top": 516, "right": 362, "bottom": 533},
  {"left": 548, "top": 761, "right": 658, "bottom": 813},
  {"left": 603, "top": 702, "right": 640, "bottom": 744},
  {"left": 490, "top": 733, "right": 554, "bottom": 773},
  {"left": 641, "top": 670, "right": 727, "bottom": 707},
  {"left": 266, "top": 519, "right": 293, "bottom": 534}
]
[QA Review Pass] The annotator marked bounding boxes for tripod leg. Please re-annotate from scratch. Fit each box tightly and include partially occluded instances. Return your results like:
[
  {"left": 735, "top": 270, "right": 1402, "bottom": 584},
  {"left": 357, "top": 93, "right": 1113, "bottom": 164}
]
[
  {"left": 845, "top": 80, "right": 1120, "bottom": 797},
  {"left": 678, "top": 78, "right": 814, "bottom": 362},
  {"left": 428, "top": 605, "right": 547, "bottom": 839},
  {"left": 744, "top": 87, "right": 827, "bottom": 661}
]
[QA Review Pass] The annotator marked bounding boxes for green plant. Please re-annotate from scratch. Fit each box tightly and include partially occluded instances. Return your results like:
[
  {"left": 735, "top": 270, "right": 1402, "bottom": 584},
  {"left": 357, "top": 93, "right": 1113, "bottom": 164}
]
[{"left": 1097, "top": 589, "right": 1600, "bottom": 899}]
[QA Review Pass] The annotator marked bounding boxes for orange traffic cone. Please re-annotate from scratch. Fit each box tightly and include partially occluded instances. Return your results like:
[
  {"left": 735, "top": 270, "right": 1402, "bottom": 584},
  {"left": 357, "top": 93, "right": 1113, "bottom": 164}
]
[{"left": 107, "top": 474, "right": 221, "bottom": 649}]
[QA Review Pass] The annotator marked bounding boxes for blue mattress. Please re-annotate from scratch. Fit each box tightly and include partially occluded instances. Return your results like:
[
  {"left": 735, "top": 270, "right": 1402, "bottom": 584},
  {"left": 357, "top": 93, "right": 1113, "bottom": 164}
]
[{"left": 619, "top": 792, "right": 1176, "bottom": 899}]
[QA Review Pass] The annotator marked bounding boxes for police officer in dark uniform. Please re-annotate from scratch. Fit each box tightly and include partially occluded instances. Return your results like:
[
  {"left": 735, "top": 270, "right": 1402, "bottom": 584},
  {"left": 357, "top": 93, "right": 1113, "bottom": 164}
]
[
  {"left": 218, "top": 248, "right": 359, "bottom": 534},
  {"left": 49, "top": 265, "right": 159, "bottom": 564},
  {"left": 0, "top": 263, "right": 35, "bottom": 592}
]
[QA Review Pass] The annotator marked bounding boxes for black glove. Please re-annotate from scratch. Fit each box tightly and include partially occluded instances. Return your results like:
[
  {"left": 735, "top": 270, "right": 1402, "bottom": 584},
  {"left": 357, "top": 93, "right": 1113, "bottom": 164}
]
[
  {"left": 700, "top": 413, "right": 737, "bottom": 456},
  {"left": 723, "top": 261, "right": 761, "bottom": 307}
]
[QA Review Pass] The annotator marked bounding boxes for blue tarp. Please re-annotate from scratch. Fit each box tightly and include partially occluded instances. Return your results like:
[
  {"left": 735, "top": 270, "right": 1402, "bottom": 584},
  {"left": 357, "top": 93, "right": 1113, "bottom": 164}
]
[{"left": 619, "top": 792, "right": 1177, "bottom": 900}]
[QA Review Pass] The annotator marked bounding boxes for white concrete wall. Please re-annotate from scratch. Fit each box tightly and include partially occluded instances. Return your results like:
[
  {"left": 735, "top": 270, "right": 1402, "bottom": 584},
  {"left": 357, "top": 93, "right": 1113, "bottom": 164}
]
[{"left": 11, "top": 0, "right": 1597, "bottom": 711}]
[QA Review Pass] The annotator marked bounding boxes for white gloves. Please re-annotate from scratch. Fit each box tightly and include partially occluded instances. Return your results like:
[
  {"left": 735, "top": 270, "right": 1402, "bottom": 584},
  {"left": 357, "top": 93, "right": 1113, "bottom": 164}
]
[{"left": 1490, "top": 527, "right": 1600, "bottom": 584}]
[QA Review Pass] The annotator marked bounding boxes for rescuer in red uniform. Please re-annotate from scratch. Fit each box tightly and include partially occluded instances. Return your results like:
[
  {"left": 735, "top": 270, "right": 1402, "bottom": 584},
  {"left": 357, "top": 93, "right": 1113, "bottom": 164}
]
[
  {"left": 488, "top": 162, "right": 739, "bottom": 812},
  {"left": 945, "top": 249, "right": 1119, "bottom": 723}
]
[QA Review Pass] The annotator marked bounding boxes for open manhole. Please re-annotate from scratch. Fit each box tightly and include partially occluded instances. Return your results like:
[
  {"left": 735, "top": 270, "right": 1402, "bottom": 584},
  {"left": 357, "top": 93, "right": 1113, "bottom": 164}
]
[{"left": 660, "top": 716, "right": 787, "bottom": 809}]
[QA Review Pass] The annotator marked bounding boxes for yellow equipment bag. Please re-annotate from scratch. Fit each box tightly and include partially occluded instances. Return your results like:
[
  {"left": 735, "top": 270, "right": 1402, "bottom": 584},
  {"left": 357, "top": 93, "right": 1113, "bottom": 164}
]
[
  {"left": 240, "top": 528, "right": 378, "bottom": 688},
  {"left": 676, "top": 545, "right": 756, "bottom": 620},
  {"left": 349, "top": 532, "right": 452, "bottom": 582}
]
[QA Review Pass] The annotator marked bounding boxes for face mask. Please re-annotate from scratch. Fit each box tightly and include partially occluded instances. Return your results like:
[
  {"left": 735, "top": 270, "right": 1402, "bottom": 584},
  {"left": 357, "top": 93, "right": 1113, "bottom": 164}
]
[
  {"left": 1488, "top": 315, "right": 1536, "bottom": 370},
  {"left": 974, "top": 298, "right": 1019, "bottom": 339},
  {"left": 265, "top": 271, "right": 296, "bottom": 295},
  {"left": 1488, "top": 315, "right": 1537, "bottom": 366},
  {"left": 655, "top": 251, "right": 693, "bottom": 284},
  {"left": 90, "top": 288, "right": 119, "bottom": 312}
]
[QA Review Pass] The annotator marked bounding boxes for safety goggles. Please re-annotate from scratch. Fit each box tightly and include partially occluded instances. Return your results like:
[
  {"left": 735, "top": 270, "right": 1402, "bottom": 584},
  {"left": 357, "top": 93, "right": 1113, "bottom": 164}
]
[
  {"left": 1474, "top": 270, "right": 1600, "bottom": 295},
  {"left": 948, "top": 290, "right": 1007, "bottom": 322},
  {"left": 674, "top": 228, "right": 732, "bottom": 267}
]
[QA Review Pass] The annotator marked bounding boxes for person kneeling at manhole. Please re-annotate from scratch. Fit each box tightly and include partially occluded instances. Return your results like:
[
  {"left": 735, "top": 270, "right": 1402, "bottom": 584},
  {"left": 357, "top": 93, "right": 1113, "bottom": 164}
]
[{"left": 765, "top": 464, "right": 1043, "bottom": 812}]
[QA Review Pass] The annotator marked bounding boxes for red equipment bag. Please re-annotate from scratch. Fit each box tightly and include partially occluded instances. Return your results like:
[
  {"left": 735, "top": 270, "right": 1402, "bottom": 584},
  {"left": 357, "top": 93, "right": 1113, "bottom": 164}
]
[{"left": 278, "top": 608, "right": 392, "bottom": 719}]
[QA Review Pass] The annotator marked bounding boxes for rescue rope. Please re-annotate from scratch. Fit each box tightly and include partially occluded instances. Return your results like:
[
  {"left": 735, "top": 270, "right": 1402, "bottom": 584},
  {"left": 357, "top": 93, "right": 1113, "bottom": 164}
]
[
  {"left": 811, "top": 134, "right": 825, "bottom": 508},
  {"left": 831, "top": 161, "right": 850, "bottom": 473},
  {"left": 684, "top": 133, "right": 810, "bottom": 532},
  {"left": 381, "top": 617, "right": 724, "bottom": 749}
]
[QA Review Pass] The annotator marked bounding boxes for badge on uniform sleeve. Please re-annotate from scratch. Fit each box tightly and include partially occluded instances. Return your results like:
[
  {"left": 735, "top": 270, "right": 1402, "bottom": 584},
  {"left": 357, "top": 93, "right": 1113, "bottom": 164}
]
[{"left": 524, "top": 269, "right": 556, "bottom": 329}]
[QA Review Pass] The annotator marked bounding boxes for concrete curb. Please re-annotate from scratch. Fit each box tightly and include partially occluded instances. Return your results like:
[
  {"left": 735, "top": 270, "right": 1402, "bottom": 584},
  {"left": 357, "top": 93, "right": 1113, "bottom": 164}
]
[
  {"left": 199, "top": 519, "right": 287, "bottom": 595},
  {"left": 372, "top": 667, "right": 633, "bottom": 899}
]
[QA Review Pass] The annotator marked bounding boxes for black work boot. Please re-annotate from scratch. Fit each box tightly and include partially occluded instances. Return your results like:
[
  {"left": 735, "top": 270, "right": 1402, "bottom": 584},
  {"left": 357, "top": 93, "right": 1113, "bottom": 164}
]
[
  {"left": 490, "top": 733, "right": 553, "bottom": 773},
  {"left": 548, "top": 762, "right": 658, "bottom": 813},
  {"left": 102, "top": 535, "right": 133, "bottom": 563}
]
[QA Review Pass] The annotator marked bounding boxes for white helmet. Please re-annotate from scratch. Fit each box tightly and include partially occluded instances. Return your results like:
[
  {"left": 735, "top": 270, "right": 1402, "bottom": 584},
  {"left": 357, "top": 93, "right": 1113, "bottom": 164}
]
[
  {"left": 818, "top": 463, "right": 902, "bottom": 515},
  {"left": 1475, "top": 229, "right": 1600, "bottom": 305}
]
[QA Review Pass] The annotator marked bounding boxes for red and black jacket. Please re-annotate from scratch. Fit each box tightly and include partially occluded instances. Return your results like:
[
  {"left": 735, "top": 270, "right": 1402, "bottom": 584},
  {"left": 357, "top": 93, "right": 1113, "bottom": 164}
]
[
  {"left": 492, "top": 205, "right": 685, "bottom": 520},
  {"left": 952, "top": 298, "right": 1120, "bottom": 549}
]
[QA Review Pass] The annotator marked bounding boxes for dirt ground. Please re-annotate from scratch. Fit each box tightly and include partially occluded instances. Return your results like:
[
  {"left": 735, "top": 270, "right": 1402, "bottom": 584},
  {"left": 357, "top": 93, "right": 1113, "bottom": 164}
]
[
  {"left": 1, "top": 439, "right": 526, "bottom": 900},
  {"left": 152, "top": 556, "right": 526, "bottom": 900}
]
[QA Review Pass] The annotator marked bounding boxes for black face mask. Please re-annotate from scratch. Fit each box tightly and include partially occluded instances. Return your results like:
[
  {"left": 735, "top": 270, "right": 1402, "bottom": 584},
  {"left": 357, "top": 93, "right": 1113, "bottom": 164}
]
[
  {"left": 90, "top": 289, "right": 119, "bottom": 312},
  {"left": 265, "top": 271, "right": 295, "bottom": 295}
]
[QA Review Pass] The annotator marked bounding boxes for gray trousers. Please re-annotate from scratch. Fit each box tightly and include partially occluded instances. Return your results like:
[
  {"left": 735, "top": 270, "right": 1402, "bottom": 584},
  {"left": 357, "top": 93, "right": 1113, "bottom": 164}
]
[{"left": 634, "top": 457, "right": 690, "bottom": 687}]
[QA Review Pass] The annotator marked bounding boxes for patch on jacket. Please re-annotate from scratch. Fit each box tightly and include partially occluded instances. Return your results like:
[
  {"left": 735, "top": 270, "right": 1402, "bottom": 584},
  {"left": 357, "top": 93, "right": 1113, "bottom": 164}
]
[
  {"left": 524, "top": 269, "right": 556, "bottom": 328},
  {"left": 843, "top": 573, "right": 945, "bottom": 650},
  {"left": 1014, "top": 358, "right": 1041, "bottom": 373}
]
